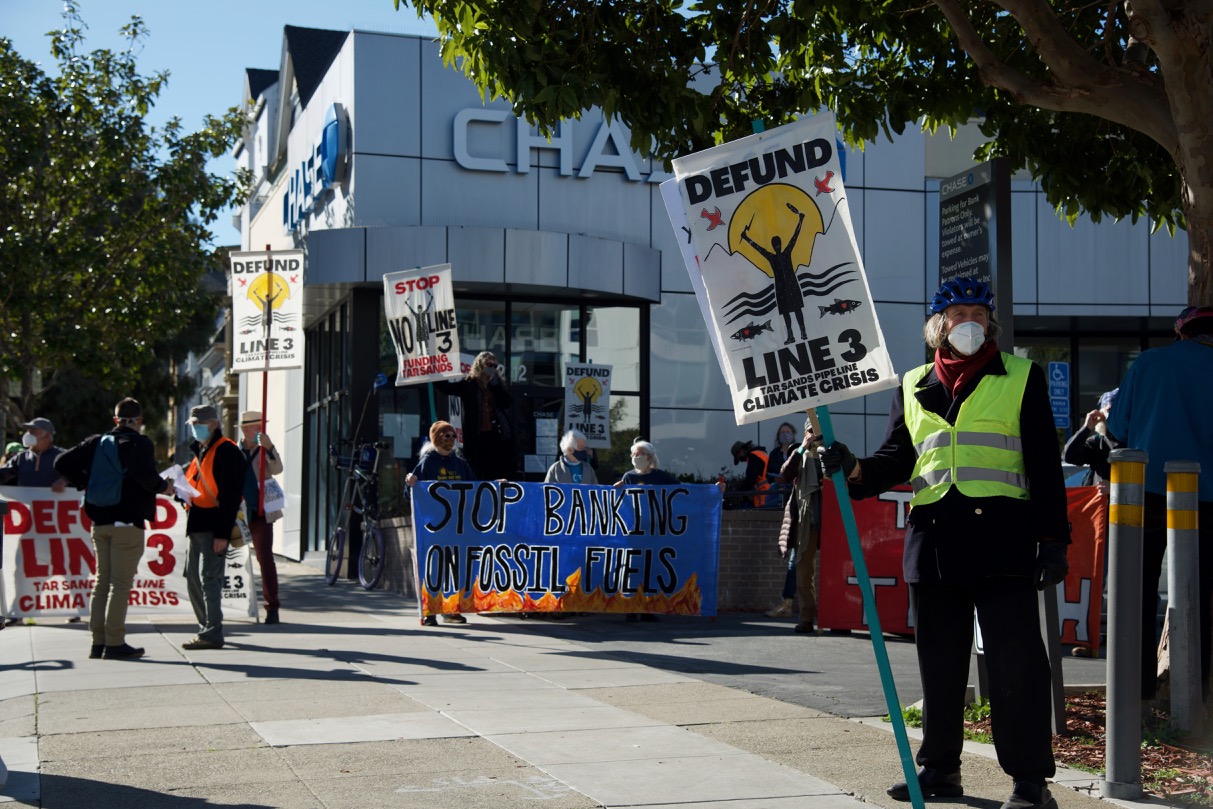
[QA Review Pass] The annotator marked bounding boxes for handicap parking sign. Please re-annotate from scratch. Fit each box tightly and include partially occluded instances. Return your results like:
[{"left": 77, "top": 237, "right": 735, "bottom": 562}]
[{"left": 1048, "top": 362, "right": 1069, "bottom": 384}]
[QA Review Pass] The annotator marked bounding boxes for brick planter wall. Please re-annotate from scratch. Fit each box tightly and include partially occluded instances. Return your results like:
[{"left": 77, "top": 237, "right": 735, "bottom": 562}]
[
  {"left": 373, "top": 507, "right": 787, "bottom": 613},
  {"left": 717, "top": 509, "right": 787, "bottom": 611}
]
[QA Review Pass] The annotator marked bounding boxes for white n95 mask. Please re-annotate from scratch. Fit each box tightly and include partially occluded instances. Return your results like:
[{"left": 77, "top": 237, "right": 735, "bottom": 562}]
[{"left": 948, "top": 321, "right": 986, "bottom": 356}]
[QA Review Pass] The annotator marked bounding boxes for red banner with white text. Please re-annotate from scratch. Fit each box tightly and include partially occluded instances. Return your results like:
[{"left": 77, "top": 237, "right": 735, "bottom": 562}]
[
  {"left": 1, "top": 488, "right": 256, "bottom": 619},
  {"left": 818, "top": 482, "right": 1105, "bottom": 653}
]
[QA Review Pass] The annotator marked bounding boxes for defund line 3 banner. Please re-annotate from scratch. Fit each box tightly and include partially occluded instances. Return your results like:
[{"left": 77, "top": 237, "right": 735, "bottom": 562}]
[{"left": 669, "top": 112, "right": 898, "bottom": 425}]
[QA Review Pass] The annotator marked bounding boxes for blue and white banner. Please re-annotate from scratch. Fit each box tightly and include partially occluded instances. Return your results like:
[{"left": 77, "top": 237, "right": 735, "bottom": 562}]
[{"left": 412, "top": 481, "right": 721, "bottom": 616}]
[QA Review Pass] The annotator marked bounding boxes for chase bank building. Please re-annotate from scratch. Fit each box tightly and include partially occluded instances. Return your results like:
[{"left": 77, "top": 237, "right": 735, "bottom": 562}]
[{"left": 236, "top": 26, "right": 1188, "bottom": 561}]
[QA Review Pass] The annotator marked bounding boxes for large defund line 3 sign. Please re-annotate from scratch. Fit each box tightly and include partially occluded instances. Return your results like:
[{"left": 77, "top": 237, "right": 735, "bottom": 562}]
[{"left": 670, "top": 113, "right": 897, "bottom": 425}]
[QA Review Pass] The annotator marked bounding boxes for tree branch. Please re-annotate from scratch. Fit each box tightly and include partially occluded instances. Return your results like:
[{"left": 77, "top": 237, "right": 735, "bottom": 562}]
[{"left": 932, "top": 0, "right": 1176, "bottom": 151}]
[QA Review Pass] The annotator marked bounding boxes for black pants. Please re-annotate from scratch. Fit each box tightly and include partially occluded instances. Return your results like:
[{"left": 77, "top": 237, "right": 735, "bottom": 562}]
[
  {"left": 911, "top": 579, "right": 1055, "bottom": 783},
  {"left": 1140, "top": 493, "right": 1213, "bottom": 700}
]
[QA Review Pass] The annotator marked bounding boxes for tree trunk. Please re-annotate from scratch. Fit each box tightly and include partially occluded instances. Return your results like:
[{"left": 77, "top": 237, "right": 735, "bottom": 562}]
[{"left": 1185, "top": 208, "right": 1213, "bottom": 307}]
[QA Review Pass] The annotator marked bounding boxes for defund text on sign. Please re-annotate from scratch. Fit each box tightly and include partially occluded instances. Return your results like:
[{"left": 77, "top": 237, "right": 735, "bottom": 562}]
[
  {"left": 231, "top": 257, "right": 303, "bottom": 275},
  {"left": 682, "top": 138, "right": 832, "bottom": 204}
]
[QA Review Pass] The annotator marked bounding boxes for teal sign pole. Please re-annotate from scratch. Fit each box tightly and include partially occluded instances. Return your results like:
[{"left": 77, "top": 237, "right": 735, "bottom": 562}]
[
  {"left": 746, "top": 115, "right": 921, "bottom": 808},
  {"left": 816, "top": 405, "right": 924, "bottom": 809}
]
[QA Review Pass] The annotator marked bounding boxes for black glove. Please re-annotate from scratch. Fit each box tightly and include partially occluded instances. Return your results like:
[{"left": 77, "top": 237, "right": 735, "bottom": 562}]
[
  {"left": 819, "top": 441, "right": 857, "bottom": 478},
  {"left": 1035, "top": 542, "right": 1069, "bottom": 590}
]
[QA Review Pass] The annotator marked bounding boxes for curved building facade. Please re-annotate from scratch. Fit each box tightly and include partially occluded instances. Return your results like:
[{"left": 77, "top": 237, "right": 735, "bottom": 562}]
[{"left": 235, "top": 27, "right": 1188, "bottom": 560}]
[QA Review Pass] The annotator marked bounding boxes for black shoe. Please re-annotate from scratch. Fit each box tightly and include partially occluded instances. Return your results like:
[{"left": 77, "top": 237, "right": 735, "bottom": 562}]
[
  {"left": 264, "top": 609, "right": 280, "bottom": 625},
  {"left": 422, "top": 616, "right": 438, "bottom": 626},
  {"left": 103, "top": 643, "right": 145, "bottom": 660},
  {"left": 182, "top": 637, "right": 224, "bottom": 650},
  {"left": 89, "top": 644, "right": 104, "bottom": 659},
  {"left": 887, "top": 767, "right": 963, "bottom": 801},
  {"left": 1001, "top": 782, "right": 1056, "bottom": 809}
]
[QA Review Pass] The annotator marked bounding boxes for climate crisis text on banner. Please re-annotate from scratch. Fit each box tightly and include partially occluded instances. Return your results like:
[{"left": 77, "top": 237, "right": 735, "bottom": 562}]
[
  {"left": 411, "top": 481, "right": 721, "bottom": 616},
  {"left": 230, "top": 250, "right": 305, "bottom": 373},
  {"left": 670, "top": 113, "right": 898, "bottom": 425},
  {"left": 0, "top": 488, "right": 256, "bottom": 619},
  {"left": 382, "top": 263, "right": 463, "bottom": 386}
]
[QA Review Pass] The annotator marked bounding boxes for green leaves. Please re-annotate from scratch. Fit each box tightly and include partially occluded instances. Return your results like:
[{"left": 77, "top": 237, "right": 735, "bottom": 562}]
[{"left": 0, "top": 3, "right": 243, "bottom": 432}]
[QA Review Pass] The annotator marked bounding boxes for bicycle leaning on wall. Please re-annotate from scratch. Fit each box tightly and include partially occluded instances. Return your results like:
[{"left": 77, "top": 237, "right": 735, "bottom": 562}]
[{"left": 325, "top": 439, "right": 390, "bottom": 590}]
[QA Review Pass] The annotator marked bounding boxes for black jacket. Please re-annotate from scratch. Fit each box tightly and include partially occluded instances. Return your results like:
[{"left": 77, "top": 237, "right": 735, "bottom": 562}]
[
  {"left": 54, "top": 427, "right": 164, "bottom": 527},
  {"left": 1062, "top": 425, "right": 1118, "bottom": 483},
  {"left": 433, "top": 376, "right": 514, "bottom": 448},
  {"left": 847, "top": 352, "right": 1070, "bottom": 584}
]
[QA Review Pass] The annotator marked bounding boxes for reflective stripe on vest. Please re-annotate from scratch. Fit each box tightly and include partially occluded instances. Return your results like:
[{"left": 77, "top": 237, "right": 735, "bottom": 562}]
[
  {"left": 186, "top": 436, "right": 238, "bottom": 509},
  {"left": 903, "top": 353, "right": 1032, "bottom": 506},
  {"left": 751, "top": 450, "right": 771, "bottom": 507}
]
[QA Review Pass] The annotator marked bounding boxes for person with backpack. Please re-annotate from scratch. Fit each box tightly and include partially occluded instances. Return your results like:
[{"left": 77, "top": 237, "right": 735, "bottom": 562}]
[{"left": 55, "top": 398, "right": 173, "bottom": 660}]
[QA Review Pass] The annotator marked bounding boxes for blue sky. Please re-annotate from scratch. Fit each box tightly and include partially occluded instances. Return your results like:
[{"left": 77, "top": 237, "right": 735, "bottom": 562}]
[{"left": 1, "top": 0, "right": 439, "bottom": 246}]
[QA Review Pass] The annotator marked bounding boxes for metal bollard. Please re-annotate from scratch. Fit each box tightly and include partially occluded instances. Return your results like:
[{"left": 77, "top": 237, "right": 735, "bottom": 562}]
[
  {"left": 1166, "top": 460, "right": 1203, "bottom": 736},
  {"left": 1102, "top": 448, "right": 1146, "bottom": 800}
]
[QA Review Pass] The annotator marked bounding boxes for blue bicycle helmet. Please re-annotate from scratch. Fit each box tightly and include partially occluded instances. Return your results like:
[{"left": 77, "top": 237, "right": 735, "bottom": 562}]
[{"left": 928, "top": 276, "right": 996, "bottom": 315}]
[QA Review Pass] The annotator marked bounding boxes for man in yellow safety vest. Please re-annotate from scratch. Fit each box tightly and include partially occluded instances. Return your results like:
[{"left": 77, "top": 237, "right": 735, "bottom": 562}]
[{"left": 820, "top": 277, "right": 1070, "bottom": 809}]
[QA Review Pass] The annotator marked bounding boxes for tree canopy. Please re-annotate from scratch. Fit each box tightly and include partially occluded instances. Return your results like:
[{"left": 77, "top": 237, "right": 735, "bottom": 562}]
[
  {"left": 394, "top": 0, "right": 1212, "bottom": 304},
  {"left": 0, "top": 2, "right": 246, "bottom": 442}
]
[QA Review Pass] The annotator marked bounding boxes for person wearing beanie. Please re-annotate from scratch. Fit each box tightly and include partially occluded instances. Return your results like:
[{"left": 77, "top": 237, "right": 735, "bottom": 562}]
[
  {"left": 406, "top": 420, "right": 475, "bottom": 625},
  {"left": 1107, "top": 305, "right": 1213, "bottom": 706}
]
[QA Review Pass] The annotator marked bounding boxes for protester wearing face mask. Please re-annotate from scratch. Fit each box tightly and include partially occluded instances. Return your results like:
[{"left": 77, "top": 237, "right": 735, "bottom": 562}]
[
  {"left": 766, "top": 422, "right": 798, "bottom": 483},
  {"left": 406, "top": 421, "right": 474, "bottom": 625},
  {"left": 544, "top": 430, "right": 599, "bottom": 484},
  {"left": 614, "top": 439, "right": 681, "bottom": 623},
  {"left": 0, "top": 417, "right": 68, "bottom": 491},
  {"left": 181, "top": 405, "right": 246, "bottom": 651},
  {"left": 614, "top": 439, "right": 680, "bottom": 487},
  {"left": 818, "top": 277, "right": 1069, "bottom": 809}
]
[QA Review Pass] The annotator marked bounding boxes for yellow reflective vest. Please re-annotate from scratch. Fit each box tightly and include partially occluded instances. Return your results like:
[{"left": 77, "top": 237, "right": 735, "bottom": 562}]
[{"left": 902, "top": 353, "right": 1032, "bottom": 507}]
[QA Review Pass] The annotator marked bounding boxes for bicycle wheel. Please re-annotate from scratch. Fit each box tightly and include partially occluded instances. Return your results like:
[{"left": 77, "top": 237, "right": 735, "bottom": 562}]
[
  {"left": 358, "top": 522, "right": 386, "bottom": 590},
  {"left": 325, "top": 525, "right": 346, "bottom": 586}
]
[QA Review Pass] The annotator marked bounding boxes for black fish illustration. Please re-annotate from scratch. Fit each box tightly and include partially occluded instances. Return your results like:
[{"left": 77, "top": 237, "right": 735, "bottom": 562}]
[
  {"left": 730, "top": 320, "right": 774, "bottom": 342},
  {"left": 818, "top": 298, "right": 862, "bottom": 317}
]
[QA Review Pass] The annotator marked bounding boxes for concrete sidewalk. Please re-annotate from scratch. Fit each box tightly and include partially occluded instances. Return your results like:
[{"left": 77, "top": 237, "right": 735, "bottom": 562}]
[{"left": 0, "top": 560, "right": 1172, "bottom": 808}]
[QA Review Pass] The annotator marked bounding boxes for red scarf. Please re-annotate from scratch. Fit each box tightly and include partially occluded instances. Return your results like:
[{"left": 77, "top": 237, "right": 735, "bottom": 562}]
[{"left": 933, "top": 341, "right": 998, "bottom": 397}]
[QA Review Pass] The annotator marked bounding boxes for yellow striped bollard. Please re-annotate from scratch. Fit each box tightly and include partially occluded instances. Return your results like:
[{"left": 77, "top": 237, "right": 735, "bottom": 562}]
[
  {"left": 1102, "top": 448, "right": 1146, "bottom": 800},
  {"left": 1166, "top": 460, "right": 1203, "bottom": 735}
]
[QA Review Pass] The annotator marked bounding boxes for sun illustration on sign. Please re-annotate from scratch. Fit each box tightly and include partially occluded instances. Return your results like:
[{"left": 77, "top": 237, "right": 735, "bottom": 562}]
[
  {"left": 571, "top": 376, "right": 606, "bottom": 420},
  {"left": 248, "top": 273, "right": 291, "bottom": 312},
  {"left": 720, "top": 181, "right": 856, "bottom": 346},
  {"left": 728, "top": 183, "right": 823, "bottom": 279},
  {"left": 238, "top": 272, "right": 299, "bottom": 335}
]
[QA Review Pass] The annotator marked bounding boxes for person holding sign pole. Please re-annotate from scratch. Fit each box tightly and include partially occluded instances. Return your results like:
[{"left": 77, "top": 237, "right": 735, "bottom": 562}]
[
  {"left": 433, "top": 351, "right": 515, "bottom": 482},
  {"left": 238, "top": 411, "right": 284, "bottom": 626},
  {"left": 406, "top": 420, "right": 473, "bottom": 626},
  {"left": 544, "top": 430, "right": 598, "bottom": 485},
  {"left": 820, "top": 277, "right": 1069, "bottom": 809}
]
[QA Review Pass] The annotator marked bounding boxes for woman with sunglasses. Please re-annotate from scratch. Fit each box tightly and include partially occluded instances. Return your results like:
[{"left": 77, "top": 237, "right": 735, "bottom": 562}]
[{"left": 433, "top": 351, "right": 516, "bottom": 482}]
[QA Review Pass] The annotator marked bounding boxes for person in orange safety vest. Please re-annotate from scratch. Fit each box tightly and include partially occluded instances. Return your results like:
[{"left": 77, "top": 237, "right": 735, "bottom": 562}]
[{"left": 181, "top": 405, "right": 245, "bottom": 651}]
